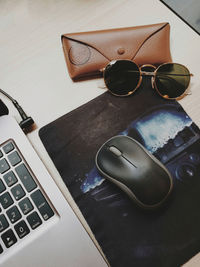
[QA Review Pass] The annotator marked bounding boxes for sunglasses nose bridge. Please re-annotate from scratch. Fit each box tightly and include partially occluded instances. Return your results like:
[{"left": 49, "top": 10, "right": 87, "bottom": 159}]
[
  {"left": 141, "top": 71, "right": 155, "bottom": 76},
  {"left": 140, "top": 70, "right": 155, "bottom": 88},
  {"left": 151, "top": 77, "right": 155, "bottom": 88}
]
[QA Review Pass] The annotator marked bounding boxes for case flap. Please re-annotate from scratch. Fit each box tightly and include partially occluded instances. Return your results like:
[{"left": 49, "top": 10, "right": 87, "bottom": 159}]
[{"left": 62, "top": 22, "right": 169, "bottom": 61}]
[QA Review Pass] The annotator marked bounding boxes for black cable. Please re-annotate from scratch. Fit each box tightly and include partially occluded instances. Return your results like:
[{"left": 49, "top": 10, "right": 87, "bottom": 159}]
[
  {"left": 0, "top": 88, "right": 35, "bottom": 131},
  {"left": 0, "top": 88, "right": 15, "bottom": 102}
]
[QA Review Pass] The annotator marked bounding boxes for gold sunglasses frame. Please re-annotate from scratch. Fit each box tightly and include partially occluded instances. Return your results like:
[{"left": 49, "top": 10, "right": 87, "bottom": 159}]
[{"left": 102, "top": 60, "right": 193, "bottom": 100}]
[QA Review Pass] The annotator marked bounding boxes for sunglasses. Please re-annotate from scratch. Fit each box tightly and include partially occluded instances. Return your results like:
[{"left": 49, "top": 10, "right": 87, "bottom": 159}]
[{"left": 103, "top": 60, "right": 193, "bottom": 99}]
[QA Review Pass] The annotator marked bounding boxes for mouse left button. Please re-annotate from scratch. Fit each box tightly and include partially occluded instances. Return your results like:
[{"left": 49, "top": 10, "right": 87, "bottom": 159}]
[{"left": 109, "top": 146, "right": 122, "bottom": 157}]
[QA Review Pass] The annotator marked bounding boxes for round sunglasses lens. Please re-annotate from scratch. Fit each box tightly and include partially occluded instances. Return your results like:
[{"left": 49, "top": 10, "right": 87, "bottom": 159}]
[
  {"left": 155, "top": 63, "right": 190, "bottom": 99},
  {"left": 104, "top": 60, "right": 140, "bottom": 96}
]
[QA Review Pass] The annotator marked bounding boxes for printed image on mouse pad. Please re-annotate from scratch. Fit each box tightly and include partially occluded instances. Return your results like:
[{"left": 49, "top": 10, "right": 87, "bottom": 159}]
[{"left": 39, "top": 79, "right": 200, "bottom": 267}]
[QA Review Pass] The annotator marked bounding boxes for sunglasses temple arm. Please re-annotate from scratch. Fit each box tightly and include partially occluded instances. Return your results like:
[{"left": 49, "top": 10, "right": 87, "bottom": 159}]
[
  {"left": 155, "top": 74, "right": 181, "bottom": 85},
  {"left": 155, "top": 73, "right": 193, "bottom": 77},
  {"left": 109, "top": 70, "right": 193, "bottom": 77},
  {"left": 131, "top": 71, "right": 193, "bottom": 77}
]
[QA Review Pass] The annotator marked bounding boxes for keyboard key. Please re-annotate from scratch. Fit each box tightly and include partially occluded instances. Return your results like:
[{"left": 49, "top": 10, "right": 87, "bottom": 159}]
[
  {"left": 0, "top": 158, "right": 10, "bottom": 174},
  {"left": 27, "top": 211, "right": 42, "bottom": 230},
  {"left": 0, "top": 179, "right": 6, "bottom": 194},
  {"left": 0, "top": 214, "right": 9, "bottom": 232},
  {"left": 14, "top": 220, "right": 30, "bottom": 239},
  {"left": 0, "top": 192, "right": 14, "bottom": 209},
  {"left": 31, "top": 190, "right": 54, "bottom": 221},
  {"left": 19, "top": 197, "right": 33, "bottom": 215},
  {"left": 1, "top": 229, "right": 17, "bottom": 248},
  {"left": 0, "top": 244, "right": 3, "bottom": 254},
  {"left": 6, "top": 206, "right": 22, "bottom": 224},
  {"left": 15, "top": 164, "right": 37, "bottom": 192},
  {"left": 11, "top": 184, "right": 25, "bottom": 201},
  {"left": 2, "top": 142, "right": 14, "bottom": 154},
  {"left": 3, "top": 171, "right": 17, "bottom": 187},
  {"left": 8, "top": 151, "right": 22, "bottom": 166},
  {"left": 0, "top": 151, "right": 3, "bottom": 158}
]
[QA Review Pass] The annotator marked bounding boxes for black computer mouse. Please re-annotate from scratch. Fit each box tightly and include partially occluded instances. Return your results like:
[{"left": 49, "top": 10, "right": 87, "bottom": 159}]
[{"left": 95, "top": 135, "right": 173, "bottom": 209}]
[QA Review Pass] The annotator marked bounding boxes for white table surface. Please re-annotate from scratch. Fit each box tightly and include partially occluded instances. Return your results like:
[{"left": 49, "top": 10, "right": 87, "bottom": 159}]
[{"left": 0, "top": 0, "right": 200, "bottom": 266}]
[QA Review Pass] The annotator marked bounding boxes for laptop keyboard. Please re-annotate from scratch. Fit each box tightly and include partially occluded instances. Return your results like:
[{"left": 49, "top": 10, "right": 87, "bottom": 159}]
[{"left": 0, "top": 140, "right": 55, "bottom": 253}]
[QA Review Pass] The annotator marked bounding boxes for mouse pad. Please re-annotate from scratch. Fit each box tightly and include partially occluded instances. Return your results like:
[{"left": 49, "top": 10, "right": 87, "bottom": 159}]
[{"left": 39, "top": 78, "right": 200, "bottom": 267}]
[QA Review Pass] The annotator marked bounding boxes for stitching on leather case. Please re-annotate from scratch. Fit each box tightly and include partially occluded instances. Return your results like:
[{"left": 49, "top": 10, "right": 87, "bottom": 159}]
[{"left": 131, "top": 23, "right": 169, "bottom": 61}]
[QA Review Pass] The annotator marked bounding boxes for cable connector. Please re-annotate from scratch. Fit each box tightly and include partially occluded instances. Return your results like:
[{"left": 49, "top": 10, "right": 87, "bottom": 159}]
[
  {"left": 12, "top": 100, "right": 35, "bottom": 131},
  {"left": 0, "top": 88, "right": 35, "bottom": 133}
]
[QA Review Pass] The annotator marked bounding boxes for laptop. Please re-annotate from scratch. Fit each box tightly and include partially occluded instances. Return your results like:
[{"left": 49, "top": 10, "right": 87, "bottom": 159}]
[{"left": 0, "top": 106, "right": 107, "bottom": 266}]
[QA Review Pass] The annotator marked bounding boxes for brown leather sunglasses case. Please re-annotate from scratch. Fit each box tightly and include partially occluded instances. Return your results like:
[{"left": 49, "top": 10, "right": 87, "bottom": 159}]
[{"left": 61, "top": 22, "right": 172, "bottom": 81}]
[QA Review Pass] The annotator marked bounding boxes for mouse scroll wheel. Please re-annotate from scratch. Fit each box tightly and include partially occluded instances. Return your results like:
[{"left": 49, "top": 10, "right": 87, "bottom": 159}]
[{"left": 109, "top": 146, "right": 122, "bottom": 157}]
